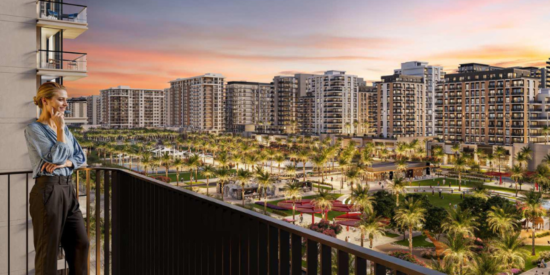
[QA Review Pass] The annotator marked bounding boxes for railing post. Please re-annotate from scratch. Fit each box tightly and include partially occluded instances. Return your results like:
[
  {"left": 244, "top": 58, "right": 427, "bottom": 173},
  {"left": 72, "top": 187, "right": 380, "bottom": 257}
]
[
  {"left": 104, "top": 170, "right": 110, "bottom": 275},
  {"left": 375, "top": 263, "right": 387, "bottom": 275},
  {"left": 291, "top": 234, "right": 302, "bottom": 275},
  {"left": 321, "top": 245, "right": 331, "bottom": 275},
  {"left": 96, "top": 170, "right": 101, "bottom": 275},
  {"left": 306, "top": 239, "right": 318, "bottom": 275},
  {"left": 337, "top": 250, "right": 349, "bottom": 275},
  {"left": 86, "top": 169, "right": 91, "bottom": 274},
  {"left": 269, "top": 225, "right": 279, "bottom": 275}
]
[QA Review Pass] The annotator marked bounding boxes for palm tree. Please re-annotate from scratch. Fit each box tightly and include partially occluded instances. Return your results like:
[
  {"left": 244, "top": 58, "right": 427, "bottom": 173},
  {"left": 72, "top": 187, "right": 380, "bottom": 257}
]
[
  {"left": 141, "top": 153, "right": 151, "bottom": 176},
  {"left": 236, "top": 169, "right": 252, "bottom": 206},
  {"left": 345, "top": 167, "right": 360, "bottom": 191},
  {"left": 172, "top": 158, "right": 184, "bottom": 186},
  {"left": 186, "top": 154, "right": 201, "bottom": 188},
  {"left": 465, "top": 253, "right": 505, "bottom": 275},
  {"left": 201, "top": 164, "right": 215, "bottom": 196},
  {"left": 297, "top": 150, "right": 310, "bottom": 182},
  {"left": 491, "top": 232, "right": 529, "bottom": 270},
  {"left": 395, "top": 159, "right": 407, "bottom": 178},
  {"left": 451, "top": 143, "right": 461, "bottom": 158},
  {"left": 283, "top": 182, "right": 303, "bottom": 223},
  {"left": 274, "top": 154, "right": 286, "bottom": 176},
  {"left": 494, "top": 146, "right": 507, "bottom": 175},
  {"left": 216, "top": 167, "right": 232, "bottom": 201},
  {"left": 357, "top": 213, "right": 386, "bottom": 248},
  {"left": 509, "top": 164, "right": 524, "bottom": 197},
  {"left": 454, "top": 156, "right": 467, "bottom": 191},
  {"left": 348, "top": 183, "right": 375, "bottom": 214},
  {"left": 523, "top": 190, "right": 546, "bottom": 255},
  {"left": 312, "top": 189, "right": 333, "bottom": 221},
  {"left": 430, "top": 258, "right": 455, "bottom": 275},
  {"left": 256, "top": 169, "right": 274, "bottom": 215},
  {"left": 311, "top": 152, "right": 329, "bottom": 185},
  {"left": 486, "top": 205, "right": 520, "bottom": 235},
  {"left": 390, "top": 177, "right": 407, "bottom": 206},
  {"left": 394, "top": 197, "right": 426, "bottom": 254},
  {"left": 443, "top": 233, "right": 474, "bottom": 275},
  {"left": 161, "top": 151, "right": 172, "bottom": 178},
  {"left": 533, "top": 163, "right": 550, "bottom": 193},
  {"left": 442, "top": 207, "right": 478, "bottom": 237}
]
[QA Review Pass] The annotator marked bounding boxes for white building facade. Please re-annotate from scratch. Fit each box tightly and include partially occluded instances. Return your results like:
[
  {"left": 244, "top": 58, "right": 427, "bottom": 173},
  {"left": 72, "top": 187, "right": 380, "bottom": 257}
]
[
  {"left": 101, "top": 86, "right": 166, "bottom": 128},
  {"left": 309, "top": 70, "right": 359, "bottom": 135}
]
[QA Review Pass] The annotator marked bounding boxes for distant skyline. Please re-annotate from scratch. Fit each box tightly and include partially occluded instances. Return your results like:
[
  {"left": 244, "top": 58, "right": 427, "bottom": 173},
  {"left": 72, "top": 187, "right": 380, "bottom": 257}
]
[{"left": 65, "top": 0, "right": 550, "bottom": 97}]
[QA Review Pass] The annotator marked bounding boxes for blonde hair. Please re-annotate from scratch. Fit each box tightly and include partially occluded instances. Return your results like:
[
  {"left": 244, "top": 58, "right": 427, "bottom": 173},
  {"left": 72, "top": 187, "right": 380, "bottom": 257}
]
[{"left": 33, "top": 82, "right": 66, "bottom": 109}]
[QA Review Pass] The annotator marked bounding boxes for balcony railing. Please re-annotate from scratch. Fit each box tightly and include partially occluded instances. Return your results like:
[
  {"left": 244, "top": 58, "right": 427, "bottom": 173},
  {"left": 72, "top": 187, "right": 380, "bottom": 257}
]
[
  {"left": 38, "top": 50, "right": 87, "bottom": 71},
  {"left": 38, "top": 0, "right": 87, "bottom": 24},
  {"left": 3, "top": 168, "right": 442, "bottom": 275}
]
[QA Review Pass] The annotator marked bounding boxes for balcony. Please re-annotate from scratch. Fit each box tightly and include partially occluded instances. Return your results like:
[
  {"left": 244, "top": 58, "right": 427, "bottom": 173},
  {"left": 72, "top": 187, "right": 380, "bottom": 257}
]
[
  {"left": 37, "top": 1, "right": 88, "bottom": 39},
  {"left": 3, "top": 168, "right": 441, "bottom": 275},
  {"left": 37, "top": 50, "right": 87, "bottom": 80}
]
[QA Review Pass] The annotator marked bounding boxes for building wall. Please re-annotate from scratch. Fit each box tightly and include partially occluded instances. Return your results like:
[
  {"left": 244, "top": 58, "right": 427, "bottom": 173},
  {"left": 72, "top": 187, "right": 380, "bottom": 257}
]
[
  {"left": 436, "top": 67, "right": 540, "bottom": 145},
  {"left": 169, "top": 74, "right": 225, "bottom": 132},
  {"left": 86, "top": 95, "right": 101, "bottom": 125},
  {"left": 101, "top": 86, "right": 165, "bottom": 128},
  {"left": 226, "top": 82, "right": 273, "bottom": 133},
  {"left": 66, "top": 97, "right": 87, "bottom": 125},
  {"left": 376, "top": 74, "right": 426, "bottom": 138},
  {"left": 310, "top": 71, "right": 359, "bottom": 135},
  {"left": 273, "top": 76, "right": 298, "bottom": 134}
]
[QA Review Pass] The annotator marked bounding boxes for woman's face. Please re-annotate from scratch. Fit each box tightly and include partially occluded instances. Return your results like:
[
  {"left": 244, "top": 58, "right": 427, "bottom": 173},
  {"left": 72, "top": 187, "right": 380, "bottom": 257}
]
[{"left": 43, "top": 90, "right": 68, "bottom": 115}]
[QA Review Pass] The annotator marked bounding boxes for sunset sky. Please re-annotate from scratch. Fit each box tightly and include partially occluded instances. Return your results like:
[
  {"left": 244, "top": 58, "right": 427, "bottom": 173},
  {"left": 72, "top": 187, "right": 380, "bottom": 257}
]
[{"left": 65, "top": 0, "right": 550, "bottom": 97}]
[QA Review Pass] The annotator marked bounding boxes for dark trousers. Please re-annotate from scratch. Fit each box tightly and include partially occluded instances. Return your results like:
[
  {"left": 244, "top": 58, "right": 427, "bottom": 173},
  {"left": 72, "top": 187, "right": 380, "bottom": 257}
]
[{"left": 30, "top": 175, "right": 89, "bottom": 275}]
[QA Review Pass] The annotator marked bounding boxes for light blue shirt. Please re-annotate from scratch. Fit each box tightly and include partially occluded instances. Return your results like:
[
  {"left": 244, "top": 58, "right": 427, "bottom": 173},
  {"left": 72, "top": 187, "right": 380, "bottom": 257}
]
[{"left": 25, "top": 122, "right": 87, "bottom": 179}]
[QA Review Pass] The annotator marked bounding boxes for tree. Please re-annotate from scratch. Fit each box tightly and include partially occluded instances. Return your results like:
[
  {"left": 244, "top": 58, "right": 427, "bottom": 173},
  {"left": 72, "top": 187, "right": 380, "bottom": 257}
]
[
  {"left": 357, "top": 213, "right": 386, "bottom": 248},
  {"left": 390, "top": 177, "right": 407, "bottom": 206},
  {"left": 486, "top": 204, "right": 519, "bottom": 236},
  {"left": 532, "top": 163, "right": 550, "bottom": 193},
  {"left": 345, "top": 167, "right": 361, "bottom": 191},
  {"left": 256, "top": 169, "right": 274, "bottom": 215},
  {"left": 465, "top": 253, "right": 505, "bottom": 275},
  {"left": 283, "top": 182, "right": 303, "bottom": 223},
  {"left": 216, "top": 167, "right": 232, "bottom": 201},
  {"left": 509, "top": 164, "right": 524, "bottom": 197},
  {"left": 442, "top": 207, "right": 478, "bottom": 237},
  {"left": 523, "top": 190, "right": 546, "bottom": 255},
  {"left": 349, "top": 183, "right": 375, "bottom": 214},
  {"left": 312, "top": 189, "right": 333, "bottom": 221},
  {"left": 394, "top": 197, "right": 426, "bottom": 254},
  {"left": 423, "top": 206, "right": 447, "bottom": 237},
  {"left": 236, "top": 169, "right": 252, "bottom": 206},
  {"left": 491, "top": 232, "right": 529, "bottom": 271},
  {"left": 454, "top": 156, "right": 467, "bottom": 191},
  {"left": 494, "top": 146, "right": 507, "bottom": 175},
  {"left": 372, "top": 191, "right": 396, "bottom": 220},
  {"left": 172, "top": 158, "right": 183, "bottom": 186},
  {"left": 443, "top": 233, "right": 474, "bottom": 275},
  {"left": 201, "top": 164, "right": 215, "bottom": 196},
  {"left": 186, "top": 154, "right": 201, "bottom": 188},
  {"left": 274, "top": 154, "right": 286, "bottom": 176}
]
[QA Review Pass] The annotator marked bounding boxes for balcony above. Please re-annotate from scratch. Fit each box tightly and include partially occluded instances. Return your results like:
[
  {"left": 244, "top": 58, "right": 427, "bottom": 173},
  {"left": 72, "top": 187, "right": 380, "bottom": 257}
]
[
  {"left": 37, "top": 1, "right": 88, "bottom": 39},
  {"left": 37, "top": 50, "right": 87, "bottom": 81}
]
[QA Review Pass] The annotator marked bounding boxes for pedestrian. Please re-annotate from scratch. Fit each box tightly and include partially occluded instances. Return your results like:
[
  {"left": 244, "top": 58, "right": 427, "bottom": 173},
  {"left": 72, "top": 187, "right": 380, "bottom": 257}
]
[
  {"left": 382, "top": 184, "right": 384, "bottom": 189},
  {"left": 300, "top": 214, "right": 303, "bottom": 223},
  {"left": 379, "top": 181, "right": 381, "bottom": 186},
  {"left": 331, "top": 177, "right": 333, "bottom": 182},
  {"left": 26, "top": 82, "right": 89, "bottom": 275},
  {"left": 451, "top": 189, "right": 454, "bottom": 194},
  {"left": 432, "top": 189, "right": 435, "bottom": 196},
  {"left": 443, "top": 179, "right": 446, "bottom": 186}
]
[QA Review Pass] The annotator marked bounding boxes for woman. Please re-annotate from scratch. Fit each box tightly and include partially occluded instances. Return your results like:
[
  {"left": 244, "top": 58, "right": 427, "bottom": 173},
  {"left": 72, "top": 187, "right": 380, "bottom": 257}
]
[{"left": 25, "top": 82, "right": 88, "bottom": 275}]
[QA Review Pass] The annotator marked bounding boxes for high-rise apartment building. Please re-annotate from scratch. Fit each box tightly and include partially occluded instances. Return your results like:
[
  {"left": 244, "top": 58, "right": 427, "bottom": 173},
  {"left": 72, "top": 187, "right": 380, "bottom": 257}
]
[
  {"left": 358, "top": 85, "right": 377, "bottom": 136},
  {"left": 164, "top": 87, "right": 172, "bottom": 126},
  {"left": 87, "top": 95, "right": 102, "bottom": 125},
  {"left": 376, "top": 74, "right": 427, "bottom": 138},
  {"left": 395, "top": 61, "right": 444, "bottom": 136},
  {"left": 225, "top": 81, "right": 274, "bottom": 133},
  {"left": 169, "top": 73, "right": 225, "bottom": 132},
  {"left": 65, "top": 96, "right": 88, "bottom": 125},
  {"left": 273, "top": 76, "right": 299, "bottom": 134},
  {"left": 435, "top": 64, "right": 540, "bottom": 145},
  {"left": 1, "top": 0, "right": 89, "bottom": 272},
  {"left": 298, "top": 91, "right": 315, "bottom": 135},
  {"left": 101, "top": 86, "right": 166, "bottom": 128},
  {"left": 546, "top": 58, "right": 550, "bottom": 88},
  {"left": 528, "top": 88, "right": 550, "bottom": 144},
  {"left": 309, "top": 70, "right": 360, "bottom": 135}
]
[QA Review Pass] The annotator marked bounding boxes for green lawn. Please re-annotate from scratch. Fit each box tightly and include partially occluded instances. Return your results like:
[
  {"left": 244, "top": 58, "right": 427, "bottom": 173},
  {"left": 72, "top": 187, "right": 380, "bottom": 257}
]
[
  {"left": 524, "top": 245, "right": 550, "bottom": 271},
  {"left": 150, "top": 170, "right": 237, "bottom": 183},
  {"left": 426, "top": 193, "right": 464, "bottom": 209},
  {"left": 394, "top": 234, "right": 435, "bottom": 248},
  {"left": 411, "top": 178, "right": 519, "bottom": 195},
  {"left": 384, "top": 231, "right": 400, "bottom": 238}
]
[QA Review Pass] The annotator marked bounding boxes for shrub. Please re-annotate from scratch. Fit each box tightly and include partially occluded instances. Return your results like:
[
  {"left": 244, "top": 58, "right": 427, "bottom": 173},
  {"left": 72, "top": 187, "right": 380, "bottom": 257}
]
[
  {"left": 152, "top": 175, "right": 170, "bottom": 183},
  {"left": 308, "top": 219, "right": 343, "bottom": 237},
  {"left": 420, "top": 250, "right": 443, "bottom": 260},
  {"left": 389, "top": 251, "right": 426, "bottom": 267},
  {"left": 535, "top": 231, "right": 550, "bottom": 238},
  {"left": 272, "top": 210, "right": 289, "bottom": 216}
]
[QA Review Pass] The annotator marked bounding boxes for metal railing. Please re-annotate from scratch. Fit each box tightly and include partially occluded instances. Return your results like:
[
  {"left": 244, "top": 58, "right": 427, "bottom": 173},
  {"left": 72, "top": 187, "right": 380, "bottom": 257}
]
[
  {"left": 3, "top": 168, "right": 443, "bottom": 275},
  {"left": 38, "top": 50, "right": 87, "bottom": 71},
  {"left": 38, "top": 0, "right": 87, "bottom": 24}
]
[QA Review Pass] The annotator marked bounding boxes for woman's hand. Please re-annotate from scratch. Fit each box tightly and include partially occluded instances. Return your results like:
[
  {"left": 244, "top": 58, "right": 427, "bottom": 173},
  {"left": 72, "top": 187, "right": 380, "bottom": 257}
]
[
  {"left": 41, "top": 160, "right": 72, "bottom": 173},
  {"left": 51, "top": 107, "right": 65, "bottom": 129}
]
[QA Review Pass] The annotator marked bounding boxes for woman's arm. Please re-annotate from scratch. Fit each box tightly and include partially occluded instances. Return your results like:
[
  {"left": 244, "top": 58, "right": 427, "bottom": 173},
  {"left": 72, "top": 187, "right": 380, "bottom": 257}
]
[
  {"left": 66, "top": 127, "right": 87, "bottom": 170},
  {"left": 25, "top": 124, "right": 71, "bottom": 165}
]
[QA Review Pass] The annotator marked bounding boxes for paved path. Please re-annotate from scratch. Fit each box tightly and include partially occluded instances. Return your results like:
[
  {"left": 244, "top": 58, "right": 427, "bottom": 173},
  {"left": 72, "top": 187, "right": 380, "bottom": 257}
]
[{"left": 521, "top": 265, "right": 550, "bottom": 275}]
